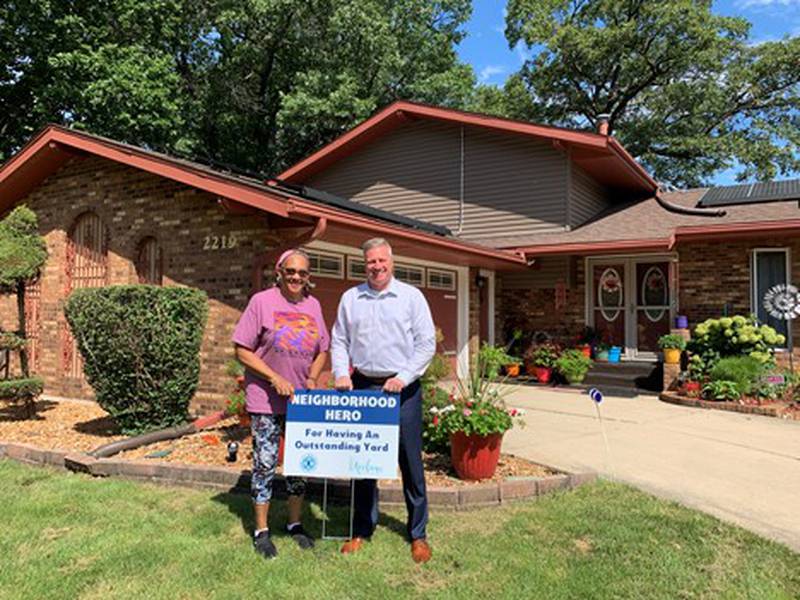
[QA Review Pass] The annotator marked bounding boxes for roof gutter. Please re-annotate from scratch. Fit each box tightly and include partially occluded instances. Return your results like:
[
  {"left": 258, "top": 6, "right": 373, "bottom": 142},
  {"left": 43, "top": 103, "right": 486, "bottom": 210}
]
[
  {"left": 606, "top": 137, "right": 659, "bottom": 192},
  {"left": 656, "top": 192, "right": 726, "bottom": 217},
  {"left": 513, "top": 238, "right": 672, "bottom": 257},
  {"left": 286, "top": 198, "right": 526, "bottom": 266},
  {"left": 668, "top": 219, "right": 800, "bottom": 250}
]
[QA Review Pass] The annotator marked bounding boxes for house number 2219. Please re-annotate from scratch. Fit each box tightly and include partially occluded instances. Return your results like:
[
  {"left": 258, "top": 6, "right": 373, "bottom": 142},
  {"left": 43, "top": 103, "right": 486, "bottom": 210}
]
[{"left": 203, "top": 235, "right": 238, "bottom": 250}]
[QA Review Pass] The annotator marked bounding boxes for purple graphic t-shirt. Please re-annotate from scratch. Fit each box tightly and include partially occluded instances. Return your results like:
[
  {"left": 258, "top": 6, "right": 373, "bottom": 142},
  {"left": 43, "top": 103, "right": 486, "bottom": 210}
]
[{"left": 232, "top": 288, "right": 330, "bottom": 414}]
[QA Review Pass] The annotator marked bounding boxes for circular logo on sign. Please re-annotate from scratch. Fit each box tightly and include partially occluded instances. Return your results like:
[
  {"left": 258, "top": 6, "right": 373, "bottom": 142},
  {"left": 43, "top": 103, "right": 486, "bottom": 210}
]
[{"left": 300, "top": 454, "right": 317, "bottom": 473}]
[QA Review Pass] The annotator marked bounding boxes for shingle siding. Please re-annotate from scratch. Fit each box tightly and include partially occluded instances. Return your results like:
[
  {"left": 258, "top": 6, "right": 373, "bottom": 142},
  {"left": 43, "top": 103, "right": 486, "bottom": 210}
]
[{"left": 307, "top": 120, "right": 570, "bottom": 241}]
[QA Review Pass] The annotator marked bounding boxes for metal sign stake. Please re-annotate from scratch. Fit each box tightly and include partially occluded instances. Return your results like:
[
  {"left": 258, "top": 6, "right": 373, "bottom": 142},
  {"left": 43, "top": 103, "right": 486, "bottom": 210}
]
[{"left": 321, "top": 478, "right": 355, "bottom": 541}]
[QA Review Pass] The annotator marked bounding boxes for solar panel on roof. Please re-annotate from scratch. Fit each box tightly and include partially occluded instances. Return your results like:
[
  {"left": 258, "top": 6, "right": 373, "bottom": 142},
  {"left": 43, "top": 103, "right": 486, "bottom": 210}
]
[{"left": 698, "top": 179, "right": 800, "bottom": 207}]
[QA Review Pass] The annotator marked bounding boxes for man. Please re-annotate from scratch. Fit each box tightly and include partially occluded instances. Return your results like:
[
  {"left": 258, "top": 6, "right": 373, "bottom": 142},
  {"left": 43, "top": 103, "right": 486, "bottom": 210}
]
[{"left": 331, "top": 237, "right": 436, "bottom": 563}]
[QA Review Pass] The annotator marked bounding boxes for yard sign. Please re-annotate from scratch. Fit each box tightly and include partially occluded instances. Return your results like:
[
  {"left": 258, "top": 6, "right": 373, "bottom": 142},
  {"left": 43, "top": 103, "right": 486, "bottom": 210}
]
[{"left": 284, "top": 390, "right": 400, "bottom": 479}]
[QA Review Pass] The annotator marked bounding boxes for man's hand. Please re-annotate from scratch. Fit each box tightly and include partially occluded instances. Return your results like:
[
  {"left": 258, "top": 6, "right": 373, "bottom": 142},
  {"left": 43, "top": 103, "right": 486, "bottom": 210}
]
[
  {"left": 382, "top": 377, "right": 405, "bottom": 394},
  {"left": 304, "top": 377, "right": 317, "bottom": 390},
  {"left": 270, "top": 374, "right": 294, "bottom": 397},
  {"left": 334, "top": 376, "right": 353, "bottom": 391}
]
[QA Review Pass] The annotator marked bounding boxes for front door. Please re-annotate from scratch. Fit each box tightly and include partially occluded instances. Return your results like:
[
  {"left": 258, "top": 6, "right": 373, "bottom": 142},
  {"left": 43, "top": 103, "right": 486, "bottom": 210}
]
[{"left": 589, "top": 257, "right": 673, "bottom": 359}]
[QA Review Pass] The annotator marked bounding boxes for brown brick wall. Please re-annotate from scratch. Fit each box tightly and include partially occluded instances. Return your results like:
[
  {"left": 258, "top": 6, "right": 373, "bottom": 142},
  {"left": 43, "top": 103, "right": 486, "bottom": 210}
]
[{"left": 1, "top": 156, "right": 280, "bottom": 412}]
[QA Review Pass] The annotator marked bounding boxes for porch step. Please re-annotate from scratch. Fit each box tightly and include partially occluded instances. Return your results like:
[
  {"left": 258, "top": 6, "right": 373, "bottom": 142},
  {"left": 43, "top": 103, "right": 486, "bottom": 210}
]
[{"left": 584, "top": 361, "right": 662, "bottom": 393}]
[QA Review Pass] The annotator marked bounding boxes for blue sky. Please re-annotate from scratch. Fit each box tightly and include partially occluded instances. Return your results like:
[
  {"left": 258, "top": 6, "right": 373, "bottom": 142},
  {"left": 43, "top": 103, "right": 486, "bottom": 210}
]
[{"left": 457, "top": 0, "right": 800, "bottom": 184}]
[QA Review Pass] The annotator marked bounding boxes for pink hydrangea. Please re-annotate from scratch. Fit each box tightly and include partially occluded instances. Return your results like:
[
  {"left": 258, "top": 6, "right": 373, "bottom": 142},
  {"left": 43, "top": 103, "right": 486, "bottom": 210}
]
[{"left": 463, "top": 408, "right": 472, "bottom": 417}]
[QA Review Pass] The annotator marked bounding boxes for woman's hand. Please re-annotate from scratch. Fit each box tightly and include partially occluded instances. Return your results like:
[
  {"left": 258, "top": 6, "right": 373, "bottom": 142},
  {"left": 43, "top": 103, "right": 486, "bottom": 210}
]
[
  {"left": 304, "top": 377, "right": 317, "bottom": 390},
  {"left": 269, "top": 374, "right": 294, "bottom": 397}
]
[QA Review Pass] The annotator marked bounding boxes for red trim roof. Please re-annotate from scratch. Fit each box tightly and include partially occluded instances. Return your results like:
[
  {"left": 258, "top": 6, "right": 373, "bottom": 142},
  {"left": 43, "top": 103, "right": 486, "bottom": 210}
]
[
  {"left": 279, "top": 100, "right": 658, "bottom": 193},
  {"left": 0, "top": 125, "right": 526, "bottom": 268}
]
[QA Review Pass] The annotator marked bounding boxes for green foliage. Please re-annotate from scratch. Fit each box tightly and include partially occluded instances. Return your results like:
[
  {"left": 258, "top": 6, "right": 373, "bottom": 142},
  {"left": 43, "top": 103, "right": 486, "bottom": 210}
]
[
  {"left": 225, "top": 389, "right": 246, "bottom": 417},
  {"left": 0, "top": 206, "right": 48, "bottom": 293},
  {"left": 0, "top": 332, "right": 27, "bottom": 352},
  {"left": 433, "top": 398, "right": 518, "bottom": 437},
  {"left": 555, "top": 349, "right": 592, "bottom": 384},
  {"left": 478, "top": 342, "right": 517, "bottom": 379},
  {"left": 658, "top": 334, "right": 687, "bottom": 351},
  {"left": 687, "top": 315, "right": 783, "bottom": 374},
  {"left": 0, "top": 377, "right": 43, "bottom": 400},
  {"left": 0, "top": 1, "right": 474, "bottom": 177},
  {"left": 64, "top": 285, "right": 208, "bottom": 434},
  {"left": 493, "top": 0, "right": 800, "bottom": 186},
  {"left": 525, "top": 343, "right": 559, "bottom": 368},
  {"left": 224, "top": 359, "right": 245, "bottom": 379},
  {"left": 702, "top": 380, "right": 741, "bottom": 402},
  {"left": 709, "top": 356, "right": 765, "bottom": 396}
]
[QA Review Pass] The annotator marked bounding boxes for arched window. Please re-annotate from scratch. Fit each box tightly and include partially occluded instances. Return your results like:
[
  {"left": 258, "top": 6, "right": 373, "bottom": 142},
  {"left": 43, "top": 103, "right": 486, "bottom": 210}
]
[
  {"left": 136, "top": 237, "right": 163, "bottom": 285},
  {"left": 64, "top": 212, "right": 108, "bottom": 378}
]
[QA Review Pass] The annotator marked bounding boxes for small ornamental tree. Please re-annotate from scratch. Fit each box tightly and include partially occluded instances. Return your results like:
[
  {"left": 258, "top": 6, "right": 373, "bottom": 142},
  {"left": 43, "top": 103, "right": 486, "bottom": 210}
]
[
  {"left": 0, "top": 206, "right": 48, "bottom": 417},
  {"left": 64, "top": 285, "right": 208, "bottom": 434}
]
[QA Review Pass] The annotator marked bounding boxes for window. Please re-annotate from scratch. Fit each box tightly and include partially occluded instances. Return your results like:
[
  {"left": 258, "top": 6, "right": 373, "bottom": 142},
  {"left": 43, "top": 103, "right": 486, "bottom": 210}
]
[
  {"left": 347, "top": 257, "right": 366, "bottom": 280},
  {"left": 136, "top": 237, "right": 163, "bottom": 285},
  {"left": 307, "top": 251, "right": 343, "bottom": 278},
  {"left": 752, "top": 248, "right": 790, "bottom": 344},
  {"left": 427, "top": 268, "right": 456, "bottom": 291},
  {"left": 394, "top": 263, "right": 424, "bottom": 287}
]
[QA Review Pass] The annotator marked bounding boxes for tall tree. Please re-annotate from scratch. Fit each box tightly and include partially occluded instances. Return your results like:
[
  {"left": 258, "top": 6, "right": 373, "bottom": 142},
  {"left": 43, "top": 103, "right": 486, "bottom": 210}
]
[
  {"left": 0, "top": 0, "right": 474, "bottom": 175},
  {"left": 495, "top": 0, "right": 800, "bottom": 186}
]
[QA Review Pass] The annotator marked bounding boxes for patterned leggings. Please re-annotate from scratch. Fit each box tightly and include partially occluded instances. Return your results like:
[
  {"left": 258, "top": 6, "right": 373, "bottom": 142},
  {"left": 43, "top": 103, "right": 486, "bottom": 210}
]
[{"left": 251, "top": 413, "right": 307, "bottom": 504}]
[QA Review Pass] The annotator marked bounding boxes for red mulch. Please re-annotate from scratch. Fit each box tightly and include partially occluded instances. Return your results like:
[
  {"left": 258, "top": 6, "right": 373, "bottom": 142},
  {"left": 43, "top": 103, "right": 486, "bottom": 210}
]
[{"left": 0, "top": 399, "right": 554, "bottom": 486}]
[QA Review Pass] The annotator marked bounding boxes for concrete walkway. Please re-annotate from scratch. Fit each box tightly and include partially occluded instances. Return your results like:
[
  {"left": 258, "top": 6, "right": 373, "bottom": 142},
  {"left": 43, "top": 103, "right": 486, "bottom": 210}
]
[{"left": 502, "top": 385, "right": 800, "bottom": 552}]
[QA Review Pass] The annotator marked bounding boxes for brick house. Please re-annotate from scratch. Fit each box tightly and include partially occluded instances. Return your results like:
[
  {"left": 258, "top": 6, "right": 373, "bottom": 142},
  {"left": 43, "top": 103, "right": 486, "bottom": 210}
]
[{"left": 2, "top": 102, "right": 798, "bottom": 408}]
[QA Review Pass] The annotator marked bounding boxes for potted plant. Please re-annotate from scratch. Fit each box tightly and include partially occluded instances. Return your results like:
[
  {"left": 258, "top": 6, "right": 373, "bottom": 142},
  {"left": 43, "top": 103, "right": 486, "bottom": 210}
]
[
  {"left": 479, "top": 342, "right": 517, "bottom": 380},
  {"left": 555, "top": 349, "right": 592, "bottom": 384},
  {"left": 682, "top": 355, "right": 705, "bottom": 396},
  {"left": 225, "top": 389, "right": 250, "bottom": 427},
  {"left": 658, "top": 334, "right": 686, "bottom": 364},
  {"left": 434, "top": 345, "right": 525, "bottom": 480},
  {"left": 594, "top": 342, "right": 610, "bottom": 362},
  {"left": 524, "top": 343, "right": 559, "bottom": 383}
]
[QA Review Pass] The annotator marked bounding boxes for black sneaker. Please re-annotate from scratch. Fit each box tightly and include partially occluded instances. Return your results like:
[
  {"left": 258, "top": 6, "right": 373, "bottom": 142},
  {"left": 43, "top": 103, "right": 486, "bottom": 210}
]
[
  {"left": 286, "top": 523, "right": 315, "bottom": 549},
  {"left": 253, "top": 530, "right": 278, "bottom": 559}
]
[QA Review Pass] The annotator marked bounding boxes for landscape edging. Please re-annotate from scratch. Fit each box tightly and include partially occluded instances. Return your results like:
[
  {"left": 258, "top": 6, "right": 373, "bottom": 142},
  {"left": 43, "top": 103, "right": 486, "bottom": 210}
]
[
  {"left": 660, "top": 391, "right": 784, "bottom": 418},
  {"left": 0, "top": 440, "right": 596, "bottom": 509}
]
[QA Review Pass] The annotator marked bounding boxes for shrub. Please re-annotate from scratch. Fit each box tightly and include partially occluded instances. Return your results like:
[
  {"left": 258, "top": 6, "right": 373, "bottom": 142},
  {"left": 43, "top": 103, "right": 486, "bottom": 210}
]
[
  {"left": 687, "top": 315, "right": 784, "bottom": 374},
  {"left": 658, "top": 334, "right": 686, "bottom": 350},
  {"left": 709, "top": 356, "right": 765, "bottom": 395},
  {"left": 421, "top": 329, "right": 451, "bottom": 453},
  {"left": 702, "top": 380, "right": 741, "bottom": 402},
  {"left": 65, "top": 285, "right": 208, "bottom": 434},
  {"left": 555, "top": 349, "right": 592, "bottom": 384},
  {"left": 478, "top": 342, "right": 517, "bottom": 379},
  {"left": 0, "top": 377, "right": 43, "bottom": 400}
]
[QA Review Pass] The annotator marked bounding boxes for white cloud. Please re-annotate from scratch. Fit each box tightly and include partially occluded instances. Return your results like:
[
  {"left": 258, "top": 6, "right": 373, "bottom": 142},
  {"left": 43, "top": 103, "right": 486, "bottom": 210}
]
[{"left": 479, "top": 65, "right": 507, "bottom": 82}]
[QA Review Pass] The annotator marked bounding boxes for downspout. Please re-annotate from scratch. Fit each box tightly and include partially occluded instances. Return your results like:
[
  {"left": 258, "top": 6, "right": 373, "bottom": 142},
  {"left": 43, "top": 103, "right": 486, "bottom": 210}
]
[
  {"left": 251, "top": 216, "right": 328, "bottom": 292},
  {"left": 656, "top": 192, "right": 726, "bottom": 217},
  {"left": 456, "top": 125, "right": 465, "bottom": 235}
]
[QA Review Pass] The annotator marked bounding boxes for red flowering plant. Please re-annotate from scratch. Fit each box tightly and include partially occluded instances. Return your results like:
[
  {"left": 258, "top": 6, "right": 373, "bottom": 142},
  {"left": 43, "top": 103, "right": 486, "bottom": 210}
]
[{"left": 431, "top": 344, "right": 525, "bottom": 437}]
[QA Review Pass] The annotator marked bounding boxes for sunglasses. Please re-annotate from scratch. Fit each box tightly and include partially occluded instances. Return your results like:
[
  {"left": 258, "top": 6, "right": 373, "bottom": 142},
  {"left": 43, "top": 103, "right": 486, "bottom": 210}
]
[{"left": 281, "top": 267, "right": 310, "bottom": 278}]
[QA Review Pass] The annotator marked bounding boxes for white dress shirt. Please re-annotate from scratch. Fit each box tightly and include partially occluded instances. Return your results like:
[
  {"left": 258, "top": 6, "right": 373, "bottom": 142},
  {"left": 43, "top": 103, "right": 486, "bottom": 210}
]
[{"left": 331, "top": 277, "right": 436, "bottom": 385}]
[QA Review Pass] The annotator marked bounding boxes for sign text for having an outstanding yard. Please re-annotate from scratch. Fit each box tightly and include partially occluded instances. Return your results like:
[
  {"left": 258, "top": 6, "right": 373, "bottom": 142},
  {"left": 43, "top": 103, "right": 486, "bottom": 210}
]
[{"left": 284, "top": 390, "right": 400, "bottom": 480}]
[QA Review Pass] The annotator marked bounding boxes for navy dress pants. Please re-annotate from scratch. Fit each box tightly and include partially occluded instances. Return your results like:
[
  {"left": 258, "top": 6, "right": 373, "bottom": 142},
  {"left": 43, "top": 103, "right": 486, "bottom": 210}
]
[{"left": 351, "top": 373, "right": 428, "bottom": 541}]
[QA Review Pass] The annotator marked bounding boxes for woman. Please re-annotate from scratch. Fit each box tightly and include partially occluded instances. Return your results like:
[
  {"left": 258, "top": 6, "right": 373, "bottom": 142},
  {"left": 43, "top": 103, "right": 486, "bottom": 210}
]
[{"left": 232, "top": 248, "right": 329, "bottom": 560}]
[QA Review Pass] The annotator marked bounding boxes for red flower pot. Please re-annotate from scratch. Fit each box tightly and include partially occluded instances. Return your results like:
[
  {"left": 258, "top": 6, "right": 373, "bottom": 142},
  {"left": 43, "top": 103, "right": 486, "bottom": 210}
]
[
  {"left": 579, "top": 344, "right": 592, "bottom": 358},
  {"left": 450, "top": 431, "right": 503, "bottom": 480},
  {"left": 683, "top": 381, "right": 701, "bottom": 397},
  {"left": 534, "top": 366, "right": 552, "bottom": 384}
]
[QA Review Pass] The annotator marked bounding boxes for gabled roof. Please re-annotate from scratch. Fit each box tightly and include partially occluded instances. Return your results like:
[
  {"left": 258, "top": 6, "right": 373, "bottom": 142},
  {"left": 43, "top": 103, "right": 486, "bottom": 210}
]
[
  {"left": 0, "top": 125, "right": 526, "bottom": 268},
  {"left": 279, "top": 100, "right": 658, "bottom": 194}
]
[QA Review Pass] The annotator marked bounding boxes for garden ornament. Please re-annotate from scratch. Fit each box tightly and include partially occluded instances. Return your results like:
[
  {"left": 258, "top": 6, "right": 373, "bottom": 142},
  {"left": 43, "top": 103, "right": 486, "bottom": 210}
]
[
  {"left": 226, "top": 441, "right": 239, "bottom": 463},
  {"left": 762, "top": 283, "right": 800, "bottom": 372},
  {"left": 588, "top": 388, "right": 614, "bottom": 479}
]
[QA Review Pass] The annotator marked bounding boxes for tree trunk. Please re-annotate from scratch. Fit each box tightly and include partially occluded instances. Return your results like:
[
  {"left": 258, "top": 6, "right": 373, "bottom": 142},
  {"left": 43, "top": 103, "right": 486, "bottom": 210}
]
[{"left": 17, "top": 282, "right": 29, "bottom": 378}]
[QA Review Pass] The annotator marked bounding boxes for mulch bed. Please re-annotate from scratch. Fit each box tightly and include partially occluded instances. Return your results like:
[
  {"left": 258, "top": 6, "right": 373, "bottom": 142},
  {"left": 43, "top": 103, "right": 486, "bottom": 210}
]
[{"left": 1, "top": 398, "right": 554, "bottom": 486}]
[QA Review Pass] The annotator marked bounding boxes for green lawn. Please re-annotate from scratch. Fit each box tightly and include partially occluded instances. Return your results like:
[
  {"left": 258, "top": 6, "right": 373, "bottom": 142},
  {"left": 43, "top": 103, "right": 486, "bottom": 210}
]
[{"left": 1, "top": 459, "right": 798, "bottom": 599}]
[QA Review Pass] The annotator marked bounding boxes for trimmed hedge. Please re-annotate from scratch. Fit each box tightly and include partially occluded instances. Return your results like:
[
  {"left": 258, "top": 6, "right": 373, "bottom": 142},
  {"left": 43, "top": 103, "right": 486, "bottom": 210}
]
[
  {"left": 64, "top": 285, "right": 208, "bottom": 434},
  {"left": 0, "top": 377, "right": 43, "bottom": 399},
  {"left": 0, "top": 332, "right": 27, "bottom": 351},
  {"left": 0, "top": 205, "right": 48, "bottom": 292}
]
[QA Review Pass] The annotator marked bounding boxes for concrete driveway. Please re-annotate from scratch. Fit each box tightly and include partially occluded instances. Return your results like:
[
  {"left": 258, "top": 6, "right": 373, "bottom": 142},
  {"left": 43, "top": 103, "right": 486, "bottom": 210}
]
[{"left": 502, "top": 385, "right": 800, "bottom": 552}]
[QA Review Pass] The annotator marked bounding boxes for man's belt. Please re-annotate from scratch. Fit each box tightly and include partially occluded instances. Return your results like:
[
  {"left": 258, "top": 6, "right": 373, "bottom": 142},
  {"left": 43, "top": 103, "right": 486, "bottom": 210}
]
[{"left": 352, "top": 370, "right": 397, "bottom": 385}]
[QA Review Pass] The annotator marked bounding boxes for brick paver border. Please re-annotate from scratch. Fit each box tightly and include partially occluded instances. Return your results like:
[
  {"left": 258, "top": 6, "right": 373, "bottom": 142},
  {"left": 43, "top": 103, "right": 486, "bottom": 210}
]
[
  {"left": 659, "top": 391, "right": 786, "bottom": 418},
  {"left": 0, "top": 440, "right": 596, "bottom": 509}
]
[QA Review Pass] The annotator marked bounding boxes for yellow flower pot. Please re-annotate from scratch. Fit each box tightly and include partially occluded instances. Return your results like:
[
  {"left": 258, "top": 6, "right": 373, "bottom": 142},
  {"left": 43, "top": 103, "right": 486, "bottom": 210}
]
[{"left": 663, "top": 348, "right": 681, "bottom": 364}]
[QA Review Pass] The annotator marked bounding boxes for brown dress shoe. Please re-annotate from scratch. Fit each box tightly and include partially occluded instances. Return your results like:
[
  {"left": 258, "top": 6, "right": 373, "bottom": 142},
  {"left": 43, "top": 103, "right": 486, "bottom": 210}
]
[
  {"left": 340, "top": 537, "right": 366, "bottom": 554},
  {"left": 411, "top": 539, "right": 432, "bottom": 563}
]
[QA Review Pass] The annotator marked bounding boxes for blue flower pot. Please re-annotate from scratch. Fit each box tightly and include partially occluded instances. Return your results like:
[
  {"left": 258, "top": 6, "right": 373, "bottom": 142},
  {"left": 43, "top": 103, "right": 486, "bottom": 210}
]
[
  {"left": 608, "top": 346, "right": 622, "bottom": 363},
  {"left": 675, "top": 315, "right": 688, "bottom": 329}
]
